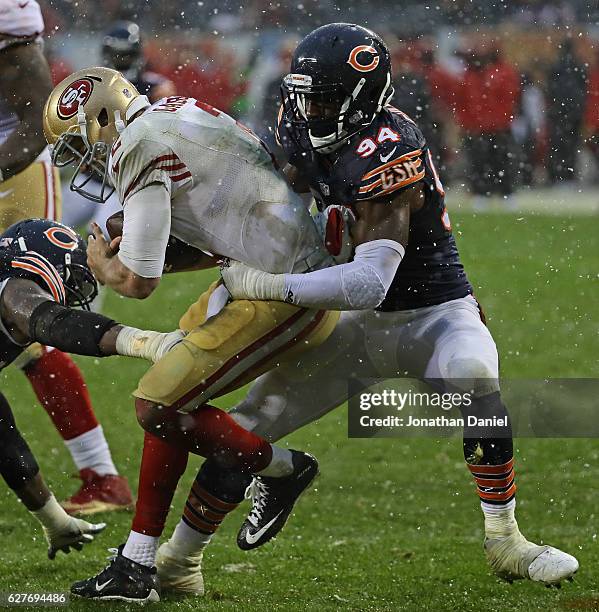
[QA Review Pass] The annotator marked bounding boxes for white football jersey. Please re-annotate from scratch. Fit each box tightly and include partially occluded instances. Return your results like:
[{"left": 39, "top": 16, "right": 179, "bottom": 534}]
[
  {"left": 110, "top": 96, "right": 331, "bottom": 274},
  {"left": 0, "top": 0, "right": 47, "bottom": 156}
]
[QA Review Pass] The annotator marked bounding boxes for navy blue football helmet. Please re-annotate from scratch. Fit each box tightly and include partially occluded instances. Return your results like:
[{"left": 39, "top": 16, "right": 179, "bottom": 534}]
[
  {"left": 281, "top": 23, "right": 394, "bottom": 153},
  {"left": 0, "top": 219, "right": 98, "bottom": 310},
  {"left": 102, "top": 21, "right": 143, "bottom": 81}
]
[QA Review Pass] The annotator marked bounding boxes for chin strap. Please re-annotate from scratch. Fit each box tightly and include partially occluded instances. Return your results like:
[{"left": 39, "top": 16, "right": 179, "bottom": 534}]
[{"left": 76, "top": 104, "right": 89, "bottom": 141}]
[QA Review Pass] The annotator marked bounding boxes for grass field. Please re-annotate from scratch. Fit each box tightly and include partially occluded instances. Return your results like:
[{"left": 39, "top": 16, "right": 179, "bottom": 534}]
[{"left": 1, "top": 211, "right": 598, "bottom": 611}]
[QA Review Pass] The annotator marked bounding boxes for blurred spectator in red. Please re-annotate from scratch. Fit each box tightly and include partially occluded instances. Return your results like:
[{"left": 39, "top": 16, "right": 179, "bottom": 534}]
[
  {"left": 46, "top": 46, "right": 74, "bottom": 86},
  {"left": 390, "top": 50, "right": 437, "bottom": 158},
  {"left": 246, "top": 37, "right": 298, "bottom": 154},
  {"left": 419, "top": 48, "right": 459, "bottom": 174},
  {"left": 168, "top": 41, "right": 246, "bottom": 114},
  {"left": 546, "top": 37, "right": 587, "bottom": 184},
  {"left": 453, "top": 40, "right": 520, "bottom": 208},
  {"left": 584, "top": 53, "right": 599, "bottom": 180}
]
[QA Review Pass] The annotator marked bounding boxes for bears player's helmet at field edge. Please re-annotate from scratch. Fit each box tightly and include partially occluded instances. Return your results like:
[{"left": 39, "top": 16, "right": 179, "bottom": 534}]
[
  {"left": 281, "top": 23, "right": 393, "bottom": 153},
  {"left": 102, "top": 21, "right": 143, "bottom": 81},
  {"left": 43, "top": 67, "right": 151, "bottom": 203},
  {"left": 0, "top": 219, "right": 98, "bottom": 310}
]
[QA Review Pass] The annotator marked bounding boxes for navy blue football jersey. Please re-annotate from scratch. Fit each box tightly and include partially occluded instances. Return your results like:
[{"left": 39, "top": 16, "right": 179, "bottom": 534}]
[{"left": 277, "top": 105, "right": 472, "bottom": 310}]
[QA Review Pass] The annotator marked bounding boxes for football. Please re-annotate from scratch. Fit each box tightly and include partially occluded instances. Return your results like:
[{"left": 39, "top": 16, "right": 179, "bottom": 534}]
[
  {"left": 105, "top": 210, "right": 216, "bottom": 272},
  {"left": 105, "top": 210, "right": 125, "bottom": 241}
]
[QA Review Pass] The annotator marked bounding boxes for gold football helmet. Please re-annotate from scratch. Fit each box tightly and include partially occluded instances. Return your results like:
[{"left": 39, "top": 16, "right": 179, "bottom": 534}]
[{"left": 43, "top": 67, "right": 150, "bottom": 203}]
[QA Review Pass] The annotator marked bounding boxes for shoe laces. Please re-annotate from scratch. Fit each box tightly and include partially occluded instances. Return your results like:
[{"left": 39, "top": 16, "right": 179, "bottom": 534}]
[{"left": 245, "top": 478, "right": 269, "bottom": 527}]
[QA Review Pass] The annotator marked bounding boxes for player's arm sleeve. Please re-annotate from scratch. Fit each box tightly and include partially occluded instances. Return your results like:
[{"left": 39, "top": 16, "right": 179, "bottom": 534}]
[
  {"left": 223, "top": 239, "right": 404, "bottom": 310},
  {"left": 118, "top": 183, "right": 172, "bottom": 278},
  {"left": 29, "top": 301, "right": 117, "bottom": 357},
  {"left": 282, "top": 239, "right": 405, "bottom": 310}
]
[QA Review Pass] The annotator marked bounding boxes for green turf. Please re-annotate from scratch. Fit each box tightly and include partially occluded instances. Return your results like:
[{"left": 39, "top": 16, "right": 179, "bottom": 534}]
[{"left": 1, "top": 212, "right": 598, "bottom": 611}]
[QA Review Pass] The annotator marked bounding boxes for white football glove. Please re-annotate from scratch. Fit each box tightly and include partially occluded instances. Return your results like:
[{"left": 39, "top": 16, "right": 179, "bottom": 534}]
[
  {"left": 45, "top": 516, "right": 106, "bottom": 560},
  {"left": 220, "top": 260, "right": 286, "bottom": 302}
]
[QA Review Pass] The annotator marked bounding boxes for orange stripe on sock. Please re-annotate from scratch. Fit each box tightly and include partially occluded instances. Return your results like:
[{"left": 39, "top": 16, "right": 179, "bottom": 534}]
[
  {"left": 191, "top": 482, "right": 239, "bottom": 513},
  {"left": 188, "top": 491, "right": 228, "bottom": 522},
  {"left": 477, "top": 483, "right": 517, "bottom": 502},
  {"left": 474, "top": 470, "right": 515, "bottom": 489},
  {"left": 467, "top": 458, "right": 514, "bottom": 475},
  {"left": 183, "top": 506, "right": 219, "bottom": 533}
]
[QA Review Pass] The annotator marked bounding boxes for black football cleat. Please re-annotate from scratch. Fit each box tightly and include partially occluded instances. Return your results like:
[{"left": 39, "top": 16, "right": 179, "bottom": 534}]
[
  {"left": 71, "top": 545, "right": 160, "bottom": 603},
  {"left": 237, "top": 450, "right": 318, "bottom": 550}
]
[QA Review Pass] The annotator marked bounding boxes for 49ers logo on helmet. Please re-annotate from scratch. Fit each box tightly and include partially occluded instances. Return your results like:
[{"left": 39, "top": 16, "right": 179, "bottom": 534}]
[
  {"left": 347, "top": 45, "right": 380, "bottom": 72},
  {"left": 57, "top": 78, "right": 94, "bottom": 119}
]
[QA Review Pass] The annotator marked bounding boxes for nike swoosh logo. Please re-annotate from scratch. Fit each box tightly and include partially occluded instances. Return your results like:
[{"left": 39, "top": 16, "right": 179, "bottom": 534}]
[
  {"left": 245, "top": 511, "right": 284, "bottom": 545},
  {"left": 0, "top": 189, "right": 14, "bottom": 198},
  {"left": 380, "top": 147, "right": 397, "bottom": 163},
  {"left": 19, "top": 1, "right": 29, "bottom": 7},
  {"left": 95, "top": 578, "right": 113, "bottom": 592}
]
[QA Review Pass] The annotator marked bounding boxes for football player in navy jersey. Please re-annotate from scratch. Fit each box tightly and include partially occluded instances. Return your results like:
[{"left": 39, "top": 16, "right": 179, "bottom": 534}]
[
  {"left": 102, "top": 21, "right": 175, "bottom": 104},
  {"left": 0, "top": 218, "right": 182, "bottom": 562},
  {"left": 155, "top": 24, "right": 578, "bottom": 592}
]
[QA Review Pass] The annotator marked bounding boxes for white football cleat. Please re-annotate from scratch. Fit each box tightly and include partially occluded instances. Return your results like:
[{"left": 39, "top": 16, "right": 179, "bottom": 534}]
[
  {"left": 485, "top": 530, "right": 579, "bottom": 586},
  {"left": 155, "top": 540, "right": 205, "bottom": 595}
]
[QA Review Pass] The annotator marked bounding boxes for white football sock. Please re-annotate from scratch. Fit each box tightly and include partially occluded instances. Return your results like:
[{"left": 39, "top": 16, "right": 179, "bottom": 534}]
[
  {"left": 257, "top": 445, "right": 294, "bottom": 477},
  {"left": 481, "top": 499, "right": 518, "bottom": 539},
  {"left": 122, "top": 531, "right": 160, "bottom": 567},
  {"left": 168, "top": 520, "right": 212, "bottom": 557},
  {"left": 64, "top": 425, "right": 118, "bottom": 476}
]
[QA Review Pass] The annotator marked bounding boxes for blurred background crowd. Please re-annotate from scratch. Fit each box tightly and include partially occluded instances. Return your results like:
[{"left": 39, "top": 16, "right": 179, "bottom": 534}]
[{"left": 39, "top": 0, "right": 599, "bottom": 205}]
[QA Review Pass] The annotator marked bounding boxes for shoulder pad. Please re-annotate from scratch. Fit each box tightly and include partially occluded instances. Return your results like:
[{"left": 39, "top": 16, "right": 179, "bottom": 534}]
[
  {"left": 352, "top": 109, "right": 426, "bottom": 201},
  {"left": 109, "top": 128, "right": 191, "bottom": 202}
]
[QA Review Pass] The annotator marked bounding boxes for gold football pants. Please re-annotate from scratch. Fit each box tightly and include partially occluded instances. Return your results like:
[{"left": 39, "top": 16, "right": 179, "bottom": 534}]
[{"left": 135, "top": 281, "right": 339, "bottom": 411}]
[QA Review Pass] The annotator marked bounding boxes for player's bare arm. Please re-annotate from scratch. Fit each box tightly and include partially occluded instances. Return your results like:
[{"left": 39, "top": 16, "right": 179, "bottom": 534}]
[
  {"left": 0, "top": 218, "right": 183, "bottom": 365},
  {"left": 0, "top": 277, "right": 121, "bottom": 353},
  {"left": 282, "top": 162, "right": 311, "bottom": 193},
  {"left": 351, "top": 182, "right": 422, "bottom": 246},
  {"left": 0, "top": 275, "right": 180, "bottom": 361},
  {"left": 0, "top": 41, "right": 53, "bottom": 180},
  {"left": 87, "top": 222, "right": 160, "bottom": 299}
]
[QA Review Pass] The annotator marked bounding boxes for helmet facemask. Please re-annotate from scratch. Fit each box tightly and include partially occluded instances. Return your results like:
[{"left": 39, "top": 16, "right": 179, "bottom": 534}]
[
  {"left": 51, "top": 104, "right": 118, "bottom": 204},
  {"left": 61, "top": 252, "right": 98, "bottom": 310},
  {"left": 282, "top": 71, "right": 393, "bottom": 154}
]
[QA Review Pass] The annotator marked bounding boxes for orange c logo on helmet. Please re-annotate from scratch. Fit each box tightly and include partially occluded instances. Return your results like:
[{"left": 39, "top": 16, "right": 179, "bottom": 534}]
[
  {"left": 347, "top": 45, "right": 380, "bottom": 72},
  {"left": 44, "top": 226, "right": 79, "bottom": 251}
]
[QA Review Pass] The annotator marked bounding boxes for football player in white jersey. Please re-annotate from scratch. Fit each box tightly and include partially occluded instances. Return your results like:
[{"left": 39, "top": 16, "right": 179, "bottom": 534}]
[
  {"left": 0, "top": 0, "right": 133, "bottom": 514},
  {"left": 43, "top": 67, "right": 339, "bottom": 602}
]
